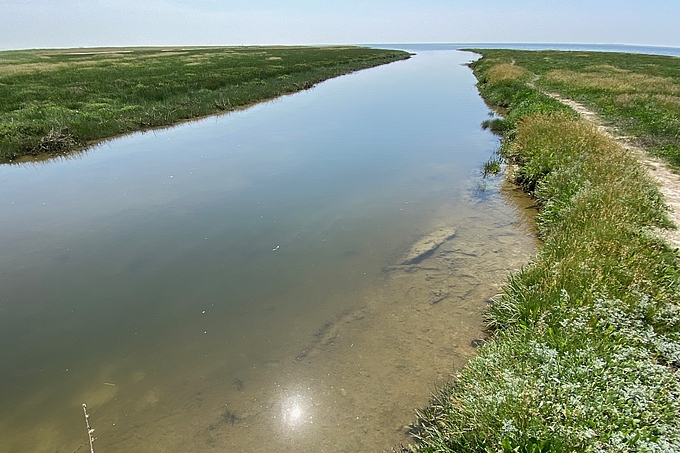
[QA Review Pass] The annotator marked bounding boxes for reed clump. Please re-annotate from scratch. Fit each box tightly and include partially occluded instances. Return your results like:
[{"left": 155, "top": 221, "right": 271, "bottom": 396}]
[{"left": 405, "top": 53, "right": 680, "bottom": 452}]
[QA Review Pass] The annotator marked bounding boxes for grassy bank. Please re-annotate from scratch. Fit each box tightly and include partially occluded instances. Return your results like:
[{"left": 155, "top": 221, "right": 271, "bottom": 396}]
[
  {"left": 405, "top": 51, "right": 680, "bottom": 452},
  {"left": 0, "top": 46, "right": 409, "bottom": 162},
  {"left": 469, "top": 49, "right": 680, "bottom": 169}
]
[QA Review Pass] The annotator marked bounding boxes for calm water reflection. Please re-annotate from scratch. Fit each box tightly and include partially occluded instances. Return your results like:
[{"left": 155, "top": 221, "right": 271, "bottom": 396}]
[{"left": 0, "top": 50, "right": 535, "bottom": 452}]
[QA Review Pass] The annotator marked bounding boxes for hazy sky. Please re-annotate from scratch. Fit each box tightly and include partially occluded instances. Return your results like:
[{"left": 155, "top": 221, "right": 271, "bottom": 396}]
[{"left": 2, "top": 0, "right": 680, "bottom": 50}]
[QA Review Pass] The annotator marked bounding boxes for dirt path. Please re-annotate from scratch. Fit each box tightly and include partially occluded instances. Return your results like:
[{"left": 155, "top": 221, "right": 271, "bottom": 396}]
[{"left": 547, "top": 92, "right": 680, "bottom": 249}]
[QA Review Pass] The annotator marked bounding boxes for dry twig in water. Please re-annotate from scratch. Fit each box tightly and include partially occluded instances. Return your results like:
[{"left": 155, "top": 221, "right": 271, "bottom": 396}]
[{"left": 82, "top": 403, "right": 96, "bottom": 453}]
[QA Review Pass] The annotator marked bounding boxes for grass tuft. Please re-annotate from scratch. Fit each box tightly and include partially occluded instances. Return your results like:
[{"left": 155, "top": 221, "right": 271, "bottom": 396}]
[
  {"left": 35, "top": 127, "right": 83, "bottom": 155},
  {"left": 482, "top": 154, "right": 503, "bottom": 177},
  {"left": 482, "top": 118, "right": 512, "bottom": 135}
]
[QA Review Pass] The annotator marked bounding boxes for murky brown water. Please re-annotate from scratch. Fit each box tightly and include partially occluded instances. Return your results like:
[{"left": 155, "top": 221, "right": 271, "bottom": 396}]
[{"left": 0, "top": 50, "right": 535, "bottom": 452}]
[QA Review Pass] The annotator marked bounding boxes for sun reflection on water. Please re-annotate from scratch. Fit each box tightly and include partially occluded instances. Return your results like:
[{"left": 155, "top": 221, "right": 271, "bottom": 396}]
[{"left": 280, "top": 391, "right": 313, "bottom": 431}]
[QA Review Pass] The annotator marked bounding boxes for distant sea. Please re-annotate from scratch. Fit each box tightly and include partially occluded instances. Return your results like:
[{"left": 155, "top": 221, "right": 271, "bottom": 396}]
[{"left": 368, "top": 43, "right": 680, "bottom": 57}]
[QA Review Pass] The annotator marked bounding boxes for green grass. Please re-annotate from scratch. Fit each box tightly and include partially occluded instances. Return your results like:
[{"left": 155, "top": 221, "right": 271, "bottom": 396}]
[
  {"left": 0, "top": 46, "right": 409, "bottom": 162},
  {"left": 482, "top": 153, "right": 502, "bottom": 177},
  {"left": 467, "top": 49, "right": 680, "bottom": 169},
  {"left": 404, "top": 51, "right": 680, "bottom": 452}
]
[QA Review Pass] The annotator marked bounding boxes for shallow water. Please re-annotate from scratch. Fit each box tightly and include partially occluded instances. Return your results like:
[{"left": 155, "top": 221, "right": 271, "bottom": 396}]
[{"left": 0, "top": 50, "right": 536, "bottom": 452}]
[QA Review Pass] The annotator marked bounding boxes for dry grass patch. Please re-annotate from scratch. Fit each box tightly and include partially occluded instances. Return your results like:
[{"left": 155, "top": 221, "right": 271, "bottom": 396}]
[
  {"left": 146, "top": 51, "right": 189, "bottom": 57},
  {"left": 0, "top": 53, "right": 153, "bottom": 75},
  {"left": 584, "top": 64, "right": 630, "bottom": 73},
  {"left": 655, "top": 94, "right": 680, "bottom": 109},
  {"left": 0, "top": 62, "right": 72, "bottom": 75},
  {"left": 544, "top": 69, "right": 680, "bottom": 94},
  {"left": 485, "top": 63, "right": 533, "bottom": 84},
  {"left": 614, "top": 93, "right": 647, "bottom": 106},
  {"left": 618, "top": 93, "right": 680, "bottom": 110},
  {"left": 179, "top": 54, "right": 214, "bottom": 64}
]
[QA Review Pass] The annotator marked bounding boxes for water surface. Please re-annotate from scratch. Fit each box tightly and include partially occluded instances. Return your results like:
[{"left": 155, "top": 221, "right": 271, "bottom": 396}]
[
  {"left": 0, "top": 50, "right": 536, "bottom": 452},
  {"left": 373, "top": 42, "right": 680, "bottom": 57}
]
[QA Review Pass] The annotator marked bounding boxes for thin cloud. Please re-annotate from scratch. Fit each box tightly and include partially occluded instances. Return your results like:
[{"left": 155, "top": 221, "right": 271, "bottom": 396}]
[{"left": 0, "top": 0, "right": 679, "bottom": 49}]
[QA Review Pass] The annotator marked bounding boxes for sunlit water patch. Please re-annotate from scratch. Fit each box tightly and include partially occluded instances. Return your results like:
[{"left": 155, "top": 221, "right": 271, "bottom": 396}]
[{"left": 0, "top": 50, "right": 536, "bottom": 452}]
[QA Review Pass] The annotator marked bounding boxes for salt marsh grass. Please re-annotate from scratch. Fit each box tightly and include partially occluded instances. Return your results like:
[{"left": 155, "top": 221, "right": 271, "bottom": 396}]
[
  {"left": 0, "top": 46, "right": 409, "bottom": 162},
  {"left": 468, "top": 49, "right": 680, "bottom": 169}
]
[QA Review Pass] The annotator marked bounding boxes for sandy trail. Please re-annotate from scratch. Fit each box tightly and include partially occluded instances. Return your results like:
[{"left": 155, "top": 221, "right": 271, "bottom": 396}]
[{"left": 547, "top": 92, "right": 680, "bottom": 249}]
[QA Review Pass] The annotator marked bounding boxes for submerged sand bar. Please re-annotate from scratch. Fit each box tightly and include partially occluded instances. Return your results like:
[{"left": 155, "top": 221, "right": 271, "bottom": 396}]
[{"left": 401, "top": 227, "right": 457, "bottom": 265}]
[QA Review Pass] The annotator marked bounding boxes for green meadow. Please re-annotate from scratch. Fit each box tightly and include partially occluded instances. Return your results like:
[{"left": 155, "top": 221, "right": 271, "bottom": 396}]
[{"left": 0, "top": 46, "right": 408, "bottom": 162}]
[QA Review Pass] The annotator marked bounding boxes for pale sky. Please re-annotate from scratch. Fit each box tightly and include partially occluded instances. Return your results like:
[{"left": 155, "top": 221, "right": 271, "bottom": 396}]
[{"left": 1, "top": 0, "right": 680, "bottom": 50}]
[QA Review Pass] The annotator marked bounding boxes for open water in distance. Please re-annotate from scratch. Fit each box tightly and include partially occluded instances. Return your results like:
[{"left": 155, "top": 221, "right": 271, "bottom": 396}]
[
  {"left": 0, "top": 50, "right": 536, "bottom": 452},
  {"left": 372, "top": 42, "right": 680, "bottom": 57}
]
